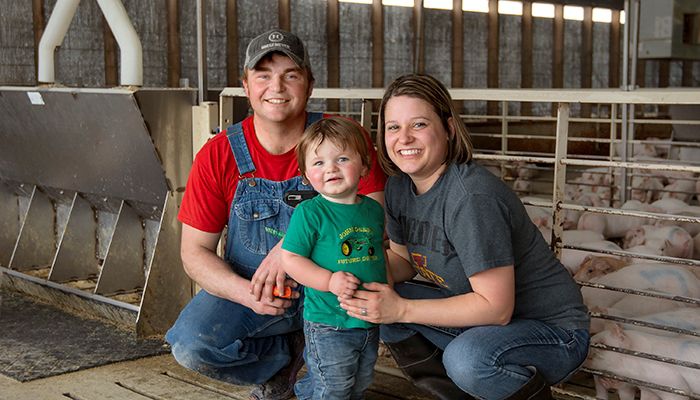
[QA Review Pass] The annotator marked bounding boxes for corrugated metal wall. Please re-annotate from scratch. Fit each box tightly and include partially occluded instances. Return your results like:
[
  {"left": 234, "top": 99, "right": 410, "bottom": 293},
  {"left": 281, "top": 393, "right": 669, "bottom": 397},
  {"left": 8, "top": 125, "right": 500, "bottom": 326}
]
[{"left": 2, "top": 0, "right": 699, "bottom": 113}]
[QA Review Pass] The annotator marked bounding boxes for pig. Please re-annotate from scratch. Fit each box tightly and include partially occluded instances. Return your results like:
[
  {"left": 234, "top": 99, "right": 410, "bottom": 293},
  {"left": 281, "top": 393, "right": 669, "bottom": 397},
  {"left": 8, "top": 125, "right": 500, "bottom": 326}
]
[
  {"left": 574, "top": 255, "right": 630, "bottom": 282},
  {"left": 561, "top": 242, "right": 624, "bottom": 276},
  {"left": 623, "top": 225, "right": 694, "bottom": 259},
  {"left": 577, "top": 206, "right": 654, "bottom": 239},
  {"left": 581, "top": 263, "right": 700, "bottom": 311},
  {"left": 661, "top": 179, "right": 696, "bottom": 203},
  {"left": 513, "top": 178, "right": 532, "bottom": 195},
  {"left": 524, "top": 204, "right": 551, "bottom": 228},
  {"left": 630, "top": 175, "right": 664, "bottom": 204},
  {"left": 651, "top": 198, "right": 691, "bottom": 214},
  {"left": 586, "top": 323, "right": 700, "bottom": 400}
]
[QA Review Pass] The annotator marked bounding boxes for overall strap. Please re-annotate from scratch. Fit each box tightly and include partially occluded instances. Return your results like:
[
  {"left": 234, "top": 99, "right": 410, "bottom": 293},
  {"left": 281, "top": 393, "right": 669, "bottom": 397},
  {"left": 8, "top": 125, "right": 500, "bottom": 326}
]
[
  {"left": 226, "top": 122, "right": 256, "bottom": 176},
  {"left": 227, "top": 112, "right": 323, "bottom": 176}
]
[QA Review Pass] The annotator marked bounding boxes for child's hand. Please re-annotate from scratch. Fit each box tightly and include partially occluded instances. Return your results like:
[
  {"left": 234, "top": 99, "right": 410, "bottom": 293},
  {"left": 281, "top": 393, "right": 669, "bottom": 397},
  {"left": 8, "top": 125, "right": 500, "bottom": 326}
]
[{"left": 329, "top": 271, "right": 360, "bottom": 299}]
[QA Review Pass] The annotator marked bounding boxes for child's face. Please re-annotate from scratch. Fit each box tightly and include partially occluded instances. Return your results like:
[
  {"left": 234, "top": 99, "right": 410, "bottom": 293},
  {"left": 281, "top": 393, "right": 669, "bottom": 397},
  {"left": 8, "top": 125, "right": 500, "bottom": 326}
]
[{"left": 304, "top": 138, "right": 367, "bottom": 204}]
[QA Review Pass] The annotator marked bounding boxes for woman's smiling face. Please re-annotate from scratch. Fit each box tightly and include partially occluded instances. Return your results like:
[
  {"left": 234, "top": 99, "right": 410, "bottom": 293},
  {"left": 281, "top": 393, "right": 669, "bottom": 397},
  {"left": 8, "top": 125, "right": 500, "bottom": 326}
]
[{"left": 383, "top": 95, "right": 452, "bottom": 194}]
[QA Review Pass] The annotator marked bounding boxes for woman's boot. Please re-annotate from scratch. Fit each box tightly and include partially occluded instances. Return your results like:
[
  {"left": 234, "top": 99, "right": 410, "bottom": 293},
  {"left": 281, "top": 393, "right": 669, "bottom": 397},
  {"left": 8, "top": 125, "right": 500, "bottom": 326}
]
[
  {"left": 383, "top": 334, "right": 473, "bottom": 400},
  {"left": 505, "top": 369, "right": 553, "bottom": 400}
]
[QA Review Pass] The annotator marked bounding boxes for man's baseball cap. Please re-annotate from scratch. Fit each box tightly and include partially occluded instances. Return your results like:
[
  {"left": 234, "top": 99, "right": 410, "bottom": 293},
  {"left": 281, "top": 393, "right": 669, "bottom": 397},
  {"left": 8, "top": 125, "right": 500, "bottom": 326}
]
[{"left": 244, "top": 29, "right": 310, "bottom": 70}]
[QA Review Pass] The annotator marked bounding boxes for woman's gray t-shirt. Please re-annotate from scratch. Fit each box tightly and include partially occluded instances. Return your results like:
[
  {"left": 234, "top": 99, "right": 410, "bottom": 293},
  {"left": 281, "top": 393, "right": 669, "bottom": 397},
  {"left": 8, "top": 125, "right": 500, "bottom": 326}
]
[{"left": 385, "top": 161, "right": 589, "bottom": 331}]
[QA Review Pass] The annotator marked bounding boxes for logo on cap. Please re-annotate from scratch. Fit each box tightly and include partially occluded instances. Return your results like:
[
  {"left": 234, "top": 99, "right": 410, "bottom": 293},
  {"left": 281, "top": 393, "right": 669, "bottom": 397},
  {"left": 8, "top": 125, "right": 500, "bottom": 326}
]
[{"left": 268, "top": 32, "right": 284, "bottom": 42}]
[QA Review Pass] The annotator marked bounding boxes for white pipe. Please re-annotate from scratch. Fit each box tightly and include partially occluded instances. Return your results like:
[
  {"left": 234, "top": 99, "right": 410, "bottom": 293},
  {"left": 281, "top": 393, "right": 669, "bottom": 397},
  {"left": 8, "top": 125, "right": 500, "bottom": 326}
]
[
  {"left": 95, "top": 0, "right": 143, "bottom": 86},
  {"left": 37, "top": 0, "right": 81, "bottom": 84}
]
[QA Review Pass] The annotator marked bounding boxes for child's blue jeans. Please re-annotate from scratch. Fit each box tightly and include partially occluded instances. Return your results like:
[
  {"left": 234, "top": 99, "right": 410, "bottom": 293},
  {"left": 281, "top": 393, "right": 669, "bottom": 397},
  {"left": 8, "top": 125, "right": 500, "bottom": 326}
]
[{"left": 295, "top": 320, "right": 379, "bottom": 400}]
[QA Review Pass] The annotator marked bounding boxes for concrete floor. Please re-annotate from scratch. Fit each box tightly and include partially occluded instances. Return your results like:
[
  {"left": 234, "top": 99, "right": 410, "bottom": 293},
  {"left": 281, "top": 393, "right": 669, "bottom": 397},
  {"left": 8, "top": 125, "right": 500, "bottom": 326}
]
[{"left": 0, "top": 352, "right": 436, "bottom": 400}]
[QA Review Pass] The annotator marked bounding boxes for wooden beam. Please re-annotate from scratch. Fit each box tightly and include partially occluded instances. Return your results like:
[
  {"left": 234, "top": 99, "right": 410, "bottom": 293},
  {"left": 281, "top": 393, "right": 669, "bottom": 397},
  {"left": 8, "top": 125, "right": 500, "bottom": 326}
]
[
  {"left": 413, "top": 0, "right": 424, "bottom": 74},
  {"left": 581, "top": 6, "right": 593, "bottom": 117},
  {"left": 521, "top": 0, "right": 533, "bottom": 116},
  {"left": 552, "top": 4, "right": 564, "bottom": 116},
  {"left": 226, "top": 0, "right": 239, "bottom": 86},
  {"left": 487, "top": 0, "right": 499, "bottom": 115},
  {"left": 372, "top": 0, "right": 383, "bottom": 88},
  {"left": 103, "top": 16, "right": 118, "bottom": 87},
  {"left": 278, "top": 0, "right": 291, "bottom": 31},
  {"left": 327, "top": 0, "right": 340, "bottom": 111},
  {"left": 32, "top": 0, "right": 44, "bottom": 81},
  {"left": 682, "top": 61, "right": 694, "bottom": 87},
  {"left": 609, "top": 9, "right": 620, "bottom": 88},
  {"left": 166, "top": 0, "right": 181, "bottom": 88}
]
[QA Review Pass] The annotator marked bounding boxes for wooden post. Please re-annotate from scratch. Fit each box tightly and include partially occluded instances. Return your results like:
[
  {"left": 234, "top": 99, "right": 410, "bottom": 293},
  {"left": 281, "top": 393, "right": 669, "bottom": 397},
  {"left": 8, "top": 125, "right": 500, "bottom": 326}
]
[
  {"left": 451, "top": 0, "right": 463, "bottom": 113},
  {"left": 609, "top": 9, "right": 620, "bottom": 88},
  {"left": 551, "top": 4, "right": 564, "bottom": 116},
  {"left": 487, "top": 0, "right": 499, "bottom": 115},
  {"left": 371, "top": 0, "right": 384, "bottom": 122},
  {"left": 226, "top": 0, "right": 239, "bottom": 86},
  {"left": 103, "top": 16, "right": 118, "bottom": 87},
  {"left": 413, "top": 0, "right": 424, "bottom": 74},
  {"left": 521, "top": 0, "right": 533, "bottom": 116},
  {"left": 167, "top": 0, "right": 181, "bottom": 88},
  {"left": 327, "top": 0, "right": 340, "bottom": 112},
  {"left": 32, "top": 0, "right": 45, "bottom": 82},
  {"left": 581, "top": 6, "right": 593, "bottom": 117},
  {"left": 279, "top": 0, "right": 290, "bottom": 31}
]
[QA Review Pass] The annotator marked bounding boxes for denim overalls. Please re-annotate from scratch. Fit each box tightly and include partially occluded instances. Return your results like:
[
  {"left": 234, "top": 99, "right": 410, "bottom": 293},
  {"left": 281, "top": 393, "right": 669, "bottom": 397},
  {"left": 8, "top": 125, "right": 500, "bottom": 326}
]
[{"left": 166, "top": 113, "right": 322, "bottom": 385}]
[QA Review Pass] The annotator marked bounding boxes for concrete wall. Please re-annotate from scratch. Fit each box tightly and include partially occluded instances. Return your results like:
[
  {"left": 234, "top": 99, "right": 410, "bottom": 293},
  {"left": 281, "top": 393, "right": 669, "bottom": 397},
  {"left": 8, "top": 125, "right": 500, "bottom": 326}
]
[{"left": 1, "top": 0, "right": 696, "bottom": 117}]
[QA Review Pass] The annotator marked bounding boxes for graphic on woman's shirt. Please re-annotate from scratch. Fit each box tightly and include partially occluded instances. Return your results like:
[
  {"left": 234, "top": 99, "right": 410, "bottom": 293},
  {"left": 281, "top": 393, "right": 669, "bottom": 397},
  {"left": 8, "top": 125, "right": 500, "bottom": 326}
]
[{"left": 411, "top": 252, "right": 448, "bottom": 288}]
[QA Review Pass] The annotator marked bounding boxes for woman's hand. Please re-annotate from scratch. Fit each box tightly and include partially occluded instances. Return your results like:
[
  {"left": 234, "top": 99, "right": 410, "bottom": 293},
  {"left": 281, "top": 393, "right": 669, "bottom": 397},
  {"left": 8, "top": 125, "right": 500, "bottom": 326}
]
[{"left": 339, "top": 282, "right": 406, "bottom": 324}]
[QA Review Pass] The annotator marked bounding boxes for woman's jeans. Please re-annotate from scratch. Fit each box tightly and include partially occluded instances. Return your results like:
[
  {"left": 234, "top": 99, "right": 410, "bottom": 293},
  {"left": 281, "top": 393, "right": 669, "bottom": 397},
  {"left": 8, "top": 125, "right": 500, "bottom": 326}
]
[
  {"left": 295, "top": 320, "right": 379, "bottom": 400},
  {"left": 165, "top": 289, "right": 303, "bottom": 385},
  {"left": 381, "top": 281, "right": 590, "bottom": 400}
]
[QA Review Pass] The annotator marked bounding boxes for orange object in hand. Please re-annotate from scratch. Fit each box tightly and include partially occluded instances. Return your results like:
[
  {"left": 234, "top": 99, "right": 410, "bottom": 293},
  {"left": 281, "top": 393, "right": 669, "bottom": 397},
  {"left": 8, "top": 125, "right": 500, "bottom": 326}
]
[{"left": 273, "top": 286, "right": 292, "bottom": 299}]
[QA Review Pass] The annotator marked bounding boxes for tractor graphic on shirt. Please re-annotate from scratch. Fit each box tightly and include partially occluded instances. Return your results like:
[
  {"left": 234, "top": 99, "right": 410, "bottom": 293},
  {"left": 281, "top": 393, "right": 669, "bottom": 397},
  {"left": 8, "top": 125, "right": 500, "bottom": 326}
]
[{"left": 341, "top": 235, "right": 375, "bottom": 257}]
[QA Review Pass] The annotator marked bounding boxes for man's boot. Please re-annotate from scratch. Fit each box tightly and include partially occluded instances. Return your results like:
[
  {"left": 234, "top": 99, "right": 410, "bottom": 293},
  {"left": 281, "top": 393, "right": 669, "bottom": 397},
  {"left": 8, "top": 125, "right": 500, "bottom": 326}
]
[
  {"left": 249, "top": 330, "right": 305, "bottom": 400},
  {"left": 505, "top": 369, "right": 553, "bottom": 400},
  {"left": 384, "top": 334, "right": 474, "bottom": 400}
]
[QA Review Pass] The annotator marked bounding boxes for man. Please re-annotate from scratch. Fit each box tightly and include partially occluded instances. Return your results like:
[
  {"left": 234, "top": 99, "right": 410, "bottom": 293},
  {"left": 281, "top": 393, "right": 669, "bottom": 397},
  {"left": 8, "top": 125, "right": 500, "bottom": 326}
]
[{"left": 165, "top": 29, "right": 386, "bottom": 400}]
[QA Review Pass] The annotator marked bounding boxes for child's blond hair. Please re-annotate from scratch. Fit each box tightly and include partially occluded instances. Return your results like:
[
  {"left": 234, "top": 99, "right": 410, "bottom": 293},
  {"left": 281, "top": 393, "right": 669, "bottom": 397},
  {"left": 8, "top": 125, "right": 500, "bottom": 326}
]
[{"left": 297, "top": 116, "right": 371, "bottom": 176}]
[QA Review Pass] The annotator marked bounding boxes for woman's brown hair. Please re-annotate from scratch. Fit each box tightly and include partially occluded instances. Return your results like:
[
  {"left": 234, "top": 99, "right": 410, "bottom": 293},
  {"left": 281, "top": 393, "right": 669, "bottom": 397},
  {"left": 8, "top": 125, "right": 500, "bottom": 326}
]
[{"left": 376, "top": 74, "right": 473, "bottom": 176}]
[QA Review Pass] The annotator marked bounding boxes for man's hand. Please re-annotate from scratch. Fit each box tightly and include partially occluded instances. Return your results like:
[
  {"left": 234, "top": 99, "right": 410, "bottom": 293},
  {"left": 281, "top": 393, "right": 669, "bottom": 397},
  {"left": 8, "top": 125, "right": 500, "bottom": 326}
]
[
  {"left": 250, "top": 241, "right": 295, "bottom": 303},
  {"left": 328, "top": 271, "right": 360, "bottom": 299}
]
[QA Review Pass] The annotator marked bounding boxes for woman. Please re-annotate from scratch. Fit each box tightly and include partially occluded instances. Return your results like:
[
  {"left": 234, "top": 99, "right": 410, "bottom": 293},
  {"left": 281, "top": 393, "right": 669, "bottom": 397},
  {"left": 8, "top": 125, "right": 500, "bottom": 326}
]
[{"left": 339, "top": 74, "right": 590, "bottom": 400}]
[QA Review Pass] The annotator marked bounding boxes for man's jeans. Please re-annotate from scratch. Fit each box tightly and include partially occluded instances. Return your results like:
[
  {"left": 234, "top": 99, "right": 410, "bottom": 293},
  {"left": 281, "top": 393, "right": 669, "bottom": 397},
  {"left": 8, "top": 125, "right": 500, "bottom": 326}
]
[
  {"left": 165, "top": 289, "right": 303, "bottom": 385},
  {"left": 381, "top": 281, "right": 590, "bottom": 400},
  {"left": 295, "top": 320, "right": 379, "bottom": 400}
]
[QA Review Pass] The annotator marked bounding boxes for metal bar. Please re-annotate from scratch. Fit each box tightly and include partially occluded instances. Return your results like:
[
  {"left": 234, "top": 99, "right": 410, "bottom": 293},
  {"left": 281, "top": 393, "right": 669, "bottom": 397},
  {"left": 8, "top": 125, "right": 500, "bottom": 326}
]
[
  {"left": 137, "top": 193, "right": 193, "bottom": 337},
  {"left": 551, "top": 103, "right": 570, "bottom": 257},
  {"left": 0, "top": 183, "right": 21, "bottom": 267},
  {"left": 217, "top": 87, "right": 700, "bottom": 104},
  {"left": 9, "top": 185, "right": 55, "bottom": 272},
  {"left": 589, "top": 312, "right": 700, "bottom": 338},
  {"left": 0, "top": 266, "right": 139, "bottom": 312},
  {"left": 96, "top": 200, "right": 145, "bottom": 296},
  {"left": 361, "top": 99, "right": 373, "bottom": 133},
  {"left": 578, "top": 280, "right": 699, "bottom": 306},
  {"left": 49, "top": 192, "right": 100, "bottom": 282}
]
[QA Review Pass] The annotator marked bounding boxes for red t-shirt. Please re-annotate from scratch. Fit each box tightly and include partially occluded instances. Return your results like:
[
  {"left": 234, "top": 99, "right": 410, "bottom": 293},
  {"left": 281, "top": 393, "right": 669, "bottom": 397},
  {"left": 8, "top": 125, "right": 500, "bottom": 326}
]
[{"left": 178, "top": 115, "right": 387, "bottom": 233}]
